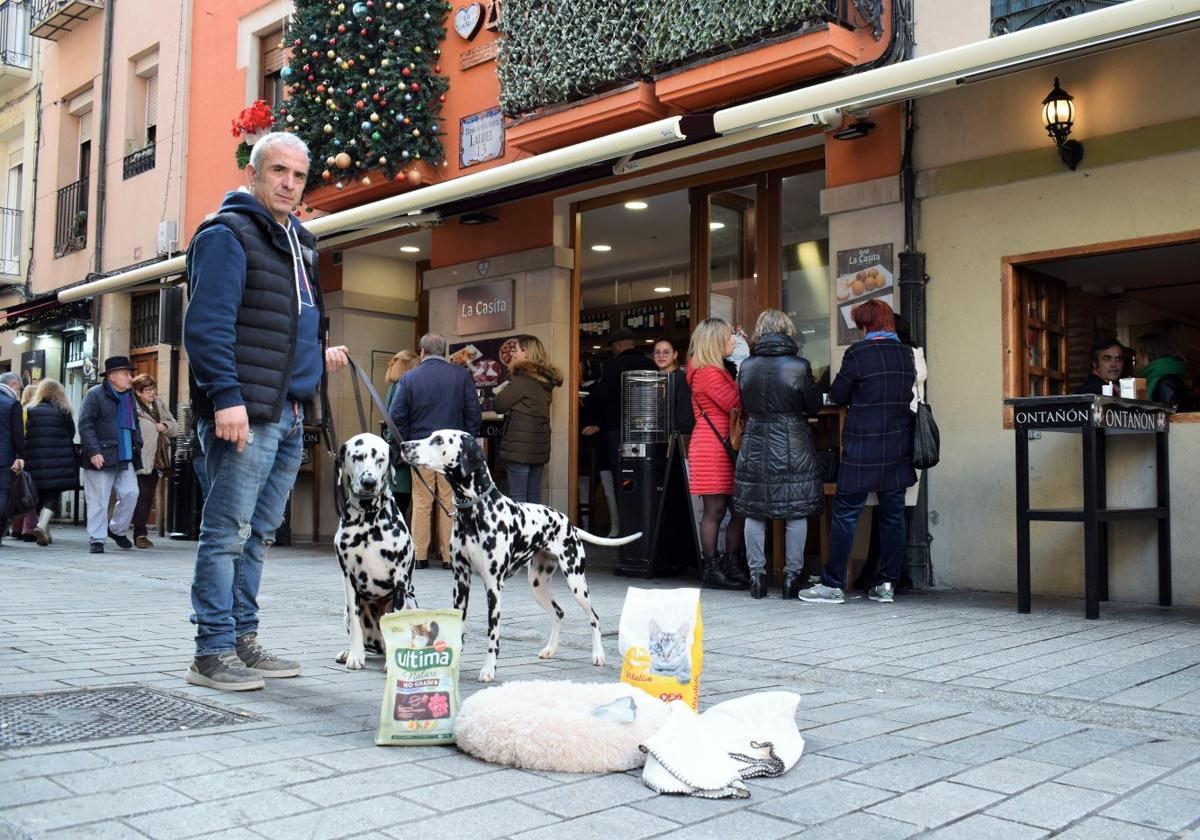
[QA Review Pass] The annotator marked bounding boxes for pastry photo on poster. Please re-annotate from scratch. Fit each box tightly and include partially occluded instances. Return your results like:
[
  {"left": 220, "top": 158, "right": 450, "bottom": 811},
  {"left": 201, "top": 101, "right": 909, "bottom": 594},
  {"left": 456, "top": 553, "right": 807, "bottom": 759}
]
[
  {"left": 835, "top": 243, "right": 894, "bottom": 345},
  {"left": 448, "top": 335, "right": 523, "bottom": 411}
]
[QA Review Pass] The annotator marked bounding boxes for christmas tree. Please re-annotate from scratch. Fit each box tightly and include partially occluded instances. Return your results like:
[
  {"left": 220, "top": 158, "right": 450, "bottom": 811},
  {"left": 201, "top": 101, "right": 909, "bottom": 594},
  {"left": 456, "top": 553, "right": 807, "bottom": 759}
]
[{"left": 277, "top": 0, "right": 450, "bottom": 191}]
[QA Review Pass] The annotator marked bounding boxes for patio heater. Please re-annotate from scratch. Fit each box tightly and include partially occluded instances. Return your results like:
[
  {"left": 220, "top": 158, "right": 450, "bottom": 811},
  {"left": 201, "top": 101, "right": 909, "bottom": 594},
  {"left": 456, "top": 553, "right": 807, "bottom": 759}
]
[{"left": 616, "top": 370, "right": 676, "bottom": 577}]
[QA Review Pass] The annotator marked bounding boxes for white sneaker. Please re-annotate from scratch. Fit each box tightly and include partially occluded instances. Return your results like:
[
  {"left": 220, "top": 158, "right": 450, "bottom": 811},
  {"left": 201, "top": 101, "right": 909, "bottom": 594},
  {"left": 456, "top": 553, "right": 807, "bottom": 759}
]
[
  {"left": 798, "top": 583, "right": 845, "bottom": 604},
  {"left": 868, "top": 582, "right": 895, "bottom": 603}
]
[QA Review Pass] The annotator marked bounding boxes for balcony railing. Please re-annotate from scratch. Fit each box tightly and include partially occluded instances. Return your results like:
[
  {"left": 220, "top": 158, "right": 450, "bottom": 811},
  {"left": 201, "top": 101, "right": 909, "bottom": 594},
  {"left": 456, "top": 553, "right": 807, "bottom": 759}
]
[
  {"left": 122, "top": 142, "right": 155, "bottom": 180},
  {"left": 991, "top": 0, "right": 1126, "bottom": 36},
  {"left": 0, "top": 2, "right": 32, "bottom": 69},
  {"left": 54, "top": 176, "right": 87, "bottom": 257},
  {"left": 0, "top": 207, "right": 21, "bottom": 275},
  {"left": 499, "top": 0, "right": 856, "bottom": 116},
  {"left": 30, "top": 0, "right": 103, "bottom": 41}
]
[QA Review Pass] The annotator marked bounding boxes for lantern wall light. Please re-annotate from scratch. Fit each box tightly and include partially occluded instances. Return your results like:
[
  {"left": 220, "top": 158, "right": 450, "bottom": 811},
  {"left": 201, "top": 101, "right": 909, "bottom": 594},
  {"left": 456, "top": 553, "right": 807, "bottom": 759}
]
[{"left": 1042, "top": 77, "right": 1084, "bottom": 171}]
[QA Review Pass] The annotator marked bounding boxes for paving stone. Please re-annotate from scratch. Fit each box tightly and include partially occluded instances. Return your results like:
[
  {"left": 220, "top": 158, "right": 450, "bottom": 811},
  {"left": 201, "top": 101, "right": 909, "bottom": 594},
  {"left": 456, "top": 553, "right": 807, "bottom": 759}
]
[
  {"left": 515, "top": 773, "right": 656, "bottom": 818},
  {"left": 0, "top": 750, "right": 111, "bottom": 780},
  {"left": 781, "top": 811, "right": 919, "bottom": 839},
  {"left": 1114, "top": 740, "right": 1200, "bottom": 769},
  {"left": 517, "top": 806, "right": 680, "bottom": 840},
  {"left": 950, "top": 757, "right": 1064, "bottom": 794},
  {"left": 124, "top": 789, "right": 312, "bottom": 838},
  {"left": 899, "top": 717, "right": 1000, "bottom": 744},
  {"left": 403, "top": 768, "right": 558, "bottom": 811},
  {"left": 3, "top": 784, "right": 194, "bottom": 833},
  {"left": 1101, "top": 783, "right": 1200, "bottom": 832},
  {"left": 255, "top": 795, "right": 434, "bottom": 840},
  {"left": 385, "top": 799, "right": 558, "bottom": 840},
  {"left": 802, "top": 716, "right": 908, "bottom": 742},
  {"left": 1054, "top": 817, "right": 1173, "bottom": 839},
  {"left": 43, "top": 822, "right": 150, "bottom": 839},
  {"left": 56, "top": 753, "right": 230, "bottom": 795},
  {"left": 645, "top": 809, "right": 795, "bottom": 840},
  {"left": 867, "top": 781, "right": 1004, "bottom": 829},
  {"left": 818, "top": 735, "right": 929, "bottom": 765},
  {"left": 1014, "top": 731, "right": 1141, "bottom": 768},
  {"left": 754, "top": 779, "right": 892, "bottom": 824},
  {"left": 1162, "top": 761, "right": 1200, "bottom": 791},
  {"left": 753, "top": 755, "right": 862, "bottom": 792},
  {"left": 986, "top": 781, "right": 1113, "bottom": 829},
  {"left": 414, "top": 752, "right": 501, "bottom": 778},
  {"left": 923, "top": 734, "right": 1028, "bottom": 765},
  {"left": 845, "top": 755, "right": 970, "bottom": 792},
  {"left": 992, "top": 720, "right": 1086, "bottom": 743},
  {"left": 1056, "top": 757, "right": 1167, "bottom": 794},
  {"left": 922, "top": 814, "right": 1049, "bottom": 839},
  {"left": 630, "top": 787, "right": 777, "bottom": 822},
  {"left": 0, "top": 776, "right": 71, "bottom": 809}
]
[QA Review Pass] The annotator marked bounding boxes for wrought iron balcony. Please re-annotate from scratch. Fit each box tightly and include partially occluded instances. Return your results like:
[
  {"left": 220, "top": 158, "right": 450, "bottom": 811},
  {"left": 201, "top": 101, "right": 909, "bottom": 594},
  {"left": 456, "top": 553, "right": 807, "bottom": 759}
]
[
  {"left": 0, "top": 206, "right": 21, "bottom": 276},
  {"left": 30, "top": 0, "right": 102, "bottom": 41},
  {"left": 0, "top": 2, "right": 32, "bottom": 77},
  {"left": 54, "top": 176, "right": 87, "bottom": 257},
  {"left": 991, "top": 0, "right": 1126, "bottom": 36},
  {"left": 122, "top": 142, "right": 155, "bottom": 180}
]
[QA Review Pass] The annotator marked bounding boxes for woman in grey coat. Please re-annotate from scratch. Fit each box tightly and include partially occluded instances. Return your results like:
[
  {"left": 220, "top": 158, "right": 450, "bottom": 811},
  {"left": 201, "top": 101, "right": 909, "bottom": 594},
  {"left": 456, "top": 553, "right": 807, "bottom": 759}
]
[{"left": 734, "top": 310, "right": 823, "bottom": 599}]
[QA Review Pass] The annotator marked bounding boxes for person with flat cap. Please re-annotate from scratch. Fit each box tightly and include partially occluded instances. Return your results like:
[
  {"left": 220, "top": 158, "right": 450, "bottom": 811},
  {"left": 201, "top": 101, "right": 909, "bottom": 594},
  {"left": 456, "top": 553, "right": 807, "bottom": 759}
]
[{"left": 78, "top": 355, "right": 143, "bottom": 554}]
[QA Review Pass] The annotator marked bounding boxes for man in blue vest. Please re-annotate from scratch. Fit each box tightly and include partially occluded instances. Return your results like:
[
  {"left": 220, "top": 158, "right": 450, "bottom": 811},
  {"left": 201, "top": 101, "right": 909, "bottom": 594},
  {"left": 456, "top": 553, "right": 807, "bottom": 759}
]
[
  {"left": 183, "top": 131, "right": 348, "bottom": 691},
  {"left": 0, "top": 371, "right": 25, "bottom": 546}
]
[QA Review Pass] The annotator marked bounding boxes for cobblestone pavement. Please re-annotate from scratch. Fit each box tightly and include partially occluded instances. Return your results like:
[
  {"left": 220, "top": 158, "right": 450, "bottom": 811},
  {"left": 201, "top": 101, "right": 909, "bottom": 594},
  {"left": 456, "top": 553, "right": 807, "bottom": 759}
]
[{"left": 3, "top": 527, "right": 1200, "bottom": 839}]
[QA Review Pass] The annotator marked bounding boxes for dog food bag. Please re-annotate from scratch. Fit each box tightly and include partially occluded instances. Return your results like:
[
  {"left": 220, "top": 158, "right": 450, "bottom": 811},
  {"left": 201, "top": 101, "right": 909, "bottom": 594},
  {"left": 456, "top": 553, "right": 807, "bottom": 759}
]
[
  {"left": 618, "top": 588, "right": 703, "bottom": 711},
  {"left": 376, "top": 608, "right": 464, "bottom": 746}
]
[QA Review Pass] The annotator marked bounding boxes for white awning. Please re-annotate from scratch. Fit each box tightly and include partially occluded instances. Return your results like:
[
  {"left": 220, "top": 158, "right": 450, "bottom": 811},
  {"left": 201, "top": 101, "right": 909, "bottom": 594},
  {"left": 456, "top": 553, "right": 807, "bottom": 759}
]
[{"left": 58, "top": 0, "right": 1200, "bottom": 304}]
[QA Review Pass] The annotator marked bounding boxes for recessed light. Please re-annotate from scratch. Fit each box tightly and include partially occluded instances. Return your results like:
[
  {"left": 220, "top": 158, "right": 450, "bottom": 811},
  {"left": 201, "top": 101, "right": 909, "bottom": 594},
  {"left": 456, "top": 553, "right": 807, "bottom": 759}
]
[
  {"left": 592, "top": 345, "right": 601, "bottom": 350},
  {"left": 653, "top": 286, "right": 671, "bottom": 293},
  {"left": 591, "top": 244, "right": 612, "bottom": 252},
  {"left": 624, "top": 201, "right": 648, "bottom": 210},
  {"left": 709, "top": 221, "right": 725, "bottom": 231},
  {"left": 644, "top": 339, "right": 654, "bottom": 343},
  {"left": 399, "top": 245, "right": 420, "bottom": 253}
]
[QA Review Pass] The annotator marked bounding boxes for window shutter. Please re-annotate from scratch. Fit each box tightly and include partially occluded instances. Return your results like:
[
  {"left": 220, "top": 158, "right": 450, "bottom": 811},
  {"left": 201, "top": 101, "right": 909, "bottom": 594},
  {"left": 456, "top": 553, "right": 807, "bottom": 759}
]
[
  {"left": 145, "top": 74, "right": 158, "bottom": 130},
  {"left": 79, "top": 111, "right": 92, "bottom": 144},
  {"left": 8, "top": 149, "right": 21, "bottom": 168},
  {"left": 262, "top": 32, "right": 286, "bottom": 74}
]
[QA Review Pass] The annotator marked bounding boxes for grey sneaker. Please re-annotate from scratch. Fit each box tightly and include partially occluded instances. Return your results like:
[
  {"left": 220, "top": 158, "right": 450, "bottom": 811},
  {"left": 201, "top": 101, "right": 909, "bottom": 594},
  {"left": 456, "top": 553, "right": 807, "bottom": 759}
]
[
  {"left": 235, "top": 633, "right": 301, "bottom": 678},
  {"left": 868, "top": 582, "right": 895, "bottom": 603},
  {"left": 186, "top": 651, "right": 265, "bottom": 691},
  {"left": 798, "top": 583, "right": 845, "bottom": 604}
]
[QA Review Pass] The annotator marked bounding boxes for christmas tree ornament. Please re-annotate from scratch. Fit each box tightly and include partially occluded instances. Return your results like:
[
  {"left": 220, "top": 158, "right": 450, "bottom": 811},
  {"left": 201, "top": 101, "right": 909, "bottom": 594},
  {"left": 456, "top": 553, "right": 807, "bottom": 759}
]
[
  {"left": 322, "top": 169, "right": 332, "bottom": 180},
  {"left": 370, "top": 112, "right": 380, "bottom": 122},
  {"left": 371, "top": 131, "right": 381, "bottom": 140},
  {"left": 361, "top": 120, "right": 372, "bottom": 131},
  {"left": 335, "top": 152, "right": 352, "bottom": 168},
  {"left": 352, "top": 1, "right": 369, "bottom": 15},
  {"left": 378, "top": 155, "right": 387, "bottom": 164},
  {"left": 362, "top": 175, "right": 372, "bottom": 185},
  {"left": 406, "top": 169, "right": 422, "bottom": 186}
]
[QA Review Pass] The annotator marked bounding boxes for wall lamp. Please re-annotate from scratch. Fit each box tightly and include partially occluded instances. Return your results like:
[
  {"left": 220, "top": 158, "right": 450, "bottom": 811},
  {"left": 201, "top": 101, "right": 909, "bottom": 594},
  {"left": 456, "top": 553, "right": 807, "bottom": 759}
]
[{"left": 1042, "top": 77, "right": 1083, "bottom": 171}]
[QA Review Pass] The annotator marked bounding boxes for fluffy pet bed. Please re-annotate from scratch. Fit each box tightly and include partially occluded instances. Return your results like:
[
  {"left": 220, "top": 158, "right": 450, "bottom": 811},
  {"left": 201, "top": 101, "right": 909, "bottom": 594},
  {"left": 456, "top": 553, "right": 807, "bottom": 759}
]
[{"left": 455, "top": 680, "right": 670, "bottom": 773}]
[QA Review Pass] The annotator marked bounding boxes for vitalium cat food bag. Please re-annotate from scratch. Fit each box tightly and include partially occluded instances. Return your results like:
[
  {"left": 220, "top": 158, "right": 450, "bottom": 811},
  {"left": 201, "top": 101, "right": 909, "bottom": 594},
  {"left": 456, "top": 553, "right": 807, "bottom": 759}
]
[
  {"left": 619, "top": 588, "right": 703, "bottom": 711},
  {"left": 376, "top": 608, "right": 463, "bottom": 746}
]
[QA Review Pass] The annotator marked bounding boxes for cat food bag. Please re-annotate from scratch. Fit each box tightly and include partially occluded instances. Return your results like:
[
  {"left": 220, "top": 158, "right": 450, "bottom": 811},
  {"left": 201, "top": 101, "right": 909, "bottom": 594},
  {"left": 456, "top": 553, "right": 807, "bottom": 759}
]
[
  {"left": 375, "top": 608, "right": 463, "bottom": 746},
  {"left": 619, "top": 588, "right": 703, "bottom": 711}
]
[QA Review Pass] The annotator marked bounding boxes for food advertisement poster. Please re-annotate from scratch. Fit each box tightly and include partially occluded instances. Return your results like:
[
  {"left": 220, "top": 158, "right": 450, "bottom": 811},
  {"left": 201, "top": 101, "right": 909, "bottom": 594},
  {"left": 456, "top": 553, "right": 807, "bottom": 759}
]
[
  {"left": 20, "top": 350, "right": 46, "bottom": 389},
  {"left": 835, "top": 244, "right": 894, "bottom": 345},
  {"left": 448, "top": 334, "right": 523, "bottom": 412}
]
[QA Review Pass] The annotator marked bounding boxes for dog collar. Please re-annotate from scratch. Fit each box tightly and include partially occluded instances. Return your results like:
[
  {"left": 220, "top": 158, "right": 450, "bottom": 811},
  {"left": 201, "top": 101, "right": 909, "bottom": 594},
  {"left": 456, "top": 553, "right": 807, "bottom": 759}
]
[{"left": 453, "top": 483, "right": 499, "bottom": 510}]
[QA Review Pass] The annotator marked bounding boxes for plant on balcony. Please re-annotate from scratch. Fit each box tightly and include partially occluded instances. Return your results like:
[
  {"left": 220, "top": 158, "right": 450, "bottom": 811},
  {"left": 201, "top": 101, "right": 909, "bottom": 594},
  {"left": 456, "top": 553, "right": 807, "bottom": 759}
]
[
  {"left": 498, "top": 0, "right": 829, "bottom": 115},
  {"left": 71, "top": 210, "right": 87, "bottom": 239},
  {"left": 276, "top": 0, "right": 449, "bottom": 191},
  {"left": 230, "top": 99, "right": 277, "bottom": 169}
]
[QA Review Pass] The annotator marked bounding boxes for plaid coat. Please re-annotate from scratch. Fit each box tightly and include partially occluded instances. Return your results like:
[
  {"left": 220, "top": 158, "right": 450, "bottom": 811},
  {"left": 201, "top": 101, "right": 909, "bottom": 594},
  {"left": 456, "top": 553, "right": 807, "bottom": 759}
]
[{"left": 830, "top": 338, "right": 917, "bottom": 494}]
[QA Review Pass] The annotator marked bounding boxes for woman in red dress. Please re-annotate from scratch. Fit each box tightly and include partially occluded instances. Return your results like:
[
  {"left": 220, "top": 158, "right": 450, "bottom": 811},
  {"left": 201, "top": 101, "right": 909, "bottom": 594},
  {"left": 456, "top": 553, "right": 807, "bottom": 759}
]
[{"left": 686, "top": 318, "right": 747, "bottom": 590}]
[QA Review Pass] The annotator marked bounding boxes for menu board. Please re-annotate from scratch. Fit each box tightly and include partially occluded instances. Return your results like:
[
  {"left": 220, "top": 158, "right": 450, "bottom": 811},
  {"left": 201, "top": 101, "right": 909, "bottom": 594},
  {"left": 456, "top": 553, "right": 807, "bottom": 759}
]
[
  {"left": 835, "top": 244, "right": 894, "bottom": 345},
  {"left": 447, "top": 334, "right": 523, "bottom": 412}
]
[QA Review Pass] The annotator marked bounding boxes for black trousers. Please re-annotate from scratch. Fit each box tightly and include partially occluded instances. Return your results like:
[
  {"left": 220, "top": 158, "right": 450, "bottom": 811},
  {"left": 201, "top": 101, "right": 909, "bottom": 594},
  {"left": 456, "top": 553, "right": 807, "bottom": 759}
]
[{"left": 132, "top": 471, "right": 160, "bottom": 537}]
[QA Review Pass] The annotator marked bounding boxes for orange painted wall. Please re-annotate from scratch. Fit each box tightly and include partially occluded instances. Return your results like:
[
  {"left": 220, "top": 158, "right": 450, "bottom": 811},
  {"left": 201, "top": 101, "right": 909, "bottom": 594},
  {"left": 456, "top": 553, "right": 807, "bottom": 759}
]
[
  {"left": 429, "top": 193, "right": 552, "bottom": 269},
  {"left": 824, "top": 102, "right": 904, "bottom": 188}
]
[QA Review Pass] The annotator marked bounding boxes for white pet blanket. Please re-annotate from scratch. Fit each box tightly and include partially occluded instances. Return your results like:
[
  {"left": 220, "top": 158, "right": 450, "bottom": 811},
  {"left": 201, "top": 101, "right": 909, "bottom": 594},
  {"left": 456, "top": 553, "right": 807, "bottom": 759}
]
[
  {"left": 640, "top": 692, "right": 805, "bottom": 798},
  {"left": 454, "top": 680, "right": 670, "bottom": 773}
]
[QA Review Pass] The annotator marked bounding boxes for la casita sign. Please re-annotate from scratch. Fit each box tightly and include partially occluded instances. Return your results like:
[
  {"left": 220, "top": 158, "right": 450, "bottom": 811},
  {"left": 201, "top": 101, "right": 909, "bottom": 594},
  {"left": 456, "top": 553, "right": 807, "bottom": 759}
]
[{"left": 456, "top": 278, "right": 513, "bottom": 335}]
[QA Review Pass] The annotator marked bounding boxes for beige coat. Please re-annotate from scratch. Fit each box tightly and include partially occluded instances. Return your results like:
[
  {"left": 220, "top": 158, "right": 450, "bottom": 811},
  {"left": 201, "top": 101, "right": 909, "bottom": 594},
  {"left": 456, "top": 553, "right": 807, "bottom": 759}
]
[{"left": 135, "top": 396, "right": 179, "bottom": 475}]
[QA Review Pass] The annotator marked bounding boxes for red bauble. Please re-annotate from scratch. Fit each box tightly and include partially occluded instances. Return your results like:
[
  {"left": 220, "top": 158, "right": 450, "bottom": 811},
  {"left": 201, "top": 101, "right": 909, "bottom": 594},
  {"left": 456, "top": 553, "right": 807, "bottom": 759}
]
[
  {"left": 337, "top": 24, "right": 346, "bottom": 33},
  {"left": 303, "top": 64, "right": 310, "bottom": 72},
  {"left": 356, "top": 100, "right": 366, "bottom": 109},
  {"left": 379, "top": 99, "right": 387, "bottom": 107},
  {"left": 346, "top": 87, "right": 355, "bottom": 95},
  {"left": 410, "top": 82, "right": 420, "bottom": 92},
  {"left": 372, "top": 93, "right": 381, "bottom": 102},
  {"left": 405, "top": 169, "right": 422, "bottom": 186},
  {"left": 401, "top": 67, "right": 410, "bottom": 77},
  {"left": 438, "top": 94, "right": 445, "bottom": 102},
  {"left": 317, "top": 84, "right": 326, "bottom": 93},
  {"left": 434, "top": 64, "right": 441, "bottom": 73},
  {"left": 347, "top": 59, "right": 355, "bottom": 67},
  {"left": 360, "top": 28, "right": 368, "bottom": 36},
  {"left": 293, "top": 38, "right": 301, "bottom": 46}
]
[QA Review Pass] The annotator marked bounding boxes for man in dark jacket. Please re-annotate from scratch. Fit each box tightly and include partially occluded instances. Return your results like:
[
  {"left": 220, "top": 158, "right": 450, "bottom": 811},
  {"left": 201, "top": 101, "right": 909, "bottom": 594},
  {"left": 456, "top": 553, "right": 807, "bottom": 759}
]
[
  {"left": 581, "top": 327, "right": 654, "bottom": 535},
  {"left": 1075, "top": 338, "right": 1124, "bottom": 396},
  {"left": 183, "top": 132, "right": 348, "bottom": 692},
  {"left": 0, "top": 371, "right": 25, "bottom": 546},
  {"left": 78, "top": 357, "right": 142, "bottom": 555},
  {"left": 390, "top": 332, "right": 481, "bottom": 569}
]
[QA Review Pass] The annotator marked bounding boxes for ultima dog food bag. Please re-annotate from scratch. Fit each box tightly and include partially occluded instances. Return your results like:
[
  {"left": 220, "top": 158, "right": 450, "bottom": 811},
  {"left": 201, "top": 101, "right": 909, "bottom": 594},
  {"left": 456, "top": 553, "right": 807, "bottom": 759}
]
[
  {"left": 375, "top": 608, "right": 463, "bottom": 746},
  {"left": 618, "top": 588, "right": 703, "bottom": 711}
]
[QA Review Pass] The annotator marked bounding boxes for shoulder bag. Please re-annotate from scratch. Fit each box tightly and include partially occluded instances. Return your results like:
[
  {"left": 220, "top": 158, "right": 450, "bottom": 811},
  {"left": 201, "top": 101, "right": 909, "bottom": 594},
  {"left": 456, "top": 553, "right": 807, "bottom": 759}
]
[
  {"left": 695, "top": 399, "right": 738, "bottom": 463},
  {"left": 911, "top": 347, "right": 940, "bottom": 470}
]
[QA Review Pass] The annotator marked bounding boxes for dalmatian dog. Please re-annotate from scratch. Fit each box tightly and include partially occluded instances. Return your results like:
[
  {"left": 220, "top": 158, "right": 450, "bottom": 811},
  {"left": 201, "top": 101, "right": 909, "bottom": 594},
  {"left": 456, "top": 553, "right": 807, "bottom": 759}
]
[
  {"left": 332, "top": 433, "right": 417, "bottom": 670},
  {"left": 399, "top": 430, "right": 641, "bottom": 683}
]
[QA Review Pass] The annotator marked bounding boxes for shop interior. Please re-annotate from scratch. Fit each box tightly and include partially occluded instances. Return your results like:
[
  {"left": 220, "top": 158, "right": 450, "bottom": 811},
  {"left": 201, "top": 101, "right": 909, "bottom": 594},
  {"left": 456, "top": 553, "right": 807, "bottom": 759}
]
[{"left": 1018, "top": 238, "right": 1199, "bottom": 410}]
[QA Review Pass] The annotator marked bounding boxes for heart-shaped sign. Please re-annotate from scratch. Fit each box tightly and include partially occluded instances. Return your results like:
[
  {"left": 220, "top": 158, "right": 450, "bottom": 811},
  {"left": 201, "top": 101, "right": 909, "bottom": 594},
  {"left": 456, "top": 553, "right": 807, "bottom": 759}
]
[{"left": 454, "top": 3, "right": 483, "bottom": 40}]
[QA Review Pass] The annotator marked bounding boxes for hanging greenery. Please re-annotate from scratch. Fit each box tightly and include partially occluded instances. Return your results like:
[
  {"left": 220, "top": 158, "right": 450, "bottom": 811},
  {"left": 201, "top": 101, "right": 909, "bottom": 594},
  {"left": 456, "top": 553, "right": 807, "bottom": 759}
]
[{"left": 498, "top": 0, "right": 829, "bottom": 116}]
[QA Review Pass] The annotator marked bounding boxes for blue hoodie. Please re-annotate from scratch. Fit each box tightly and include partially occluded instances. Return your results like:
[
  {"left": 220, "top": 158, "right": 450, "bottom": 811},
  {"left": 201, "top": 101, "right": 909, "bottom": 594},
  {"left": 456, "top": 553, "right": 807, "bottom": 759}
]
[{"left": 185, "top": 190, "right": 322, "bottom": 413}]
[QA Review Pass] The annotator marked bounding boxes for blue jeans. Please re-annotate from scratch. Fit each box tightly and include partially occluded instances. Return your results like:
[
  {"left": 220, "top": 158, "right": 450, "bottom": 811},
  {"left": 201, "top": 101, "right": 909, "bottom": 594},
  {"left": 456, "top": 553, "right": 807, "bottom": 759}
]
[
  {"left": 190, "top": 408, "right": 303, "bottom": 655},
  {"left": 507, "top": 462, "right": 545, "bottom": 504},
  {"left": 0, "top": 468, "right": 11, "bottom": 532},
  {"left": 822, "top": 488, "right": 906, "bottom": 591}
]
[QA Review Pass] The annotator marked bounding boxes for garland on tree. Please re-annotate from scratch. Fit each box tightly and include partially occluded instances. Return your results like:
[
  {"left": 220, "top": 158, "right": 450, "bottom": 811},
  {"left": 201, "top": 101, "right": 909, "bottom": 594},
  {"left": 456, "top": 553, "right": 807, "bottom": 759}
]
[{"left": 276, "top": 0, "right": 450, "bottom": 191}]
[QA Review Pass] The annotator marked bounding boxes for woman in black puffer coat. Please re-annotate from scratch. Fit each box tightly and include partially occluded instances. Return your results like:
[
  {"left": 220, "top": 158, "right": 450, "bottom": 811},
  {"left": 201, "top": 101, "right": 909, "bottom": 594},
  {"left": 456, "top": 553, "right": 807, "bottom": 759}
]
[
  {"left": 21, "top": 379, "right": 79, "bottom": 546},
  {"left": 734, "top": 310, "right": 823, "bottom": 600}
]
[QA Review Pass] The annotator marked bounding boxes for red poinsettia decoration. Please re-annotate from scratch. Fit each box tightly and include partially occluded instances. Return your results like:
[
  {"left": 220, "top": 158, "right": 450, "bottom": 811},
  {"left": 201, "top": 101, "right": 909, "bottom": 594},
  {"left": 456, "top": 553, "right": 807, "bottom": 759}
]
[{"left": 230, "top": 100, "right": 276, "bottom": 138}]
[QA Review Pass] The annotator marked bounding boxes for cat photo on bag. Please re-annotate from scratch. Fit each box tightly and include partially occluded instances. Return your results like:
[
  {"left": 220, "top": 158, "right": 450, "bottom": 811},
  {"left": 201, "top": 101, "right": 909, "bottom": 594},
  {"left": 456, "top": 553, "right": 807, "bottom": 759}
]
[
  {"left": 648, "top": 619, "right": 692, "bottom": 684},
  {"left": 619, "top": 588, "right": 704, "bottom": 709}
]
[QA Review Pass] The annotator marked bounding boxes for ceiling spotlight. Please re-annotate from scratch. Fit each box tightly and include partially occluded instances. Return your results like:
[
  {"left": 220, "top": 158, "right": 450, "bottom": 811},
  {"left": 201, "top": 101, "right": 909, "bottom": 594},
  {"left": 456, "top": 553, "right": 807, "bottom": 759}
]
[
  {"left": 12, "top": 333, "right": 28, "bottom": 344},
  {"left": 708, "top": 221, "right": 725, "bottom": 231},
  {"left": 653, "top": 286, "right": 671, "bottom": 293},
  {"left": 399, "top": 245, "right": 421, "bottom": 253},
  {"left": 592, "top": 345, "right": 601, "bottom": 350},
  {"left": 624, "top": 200, "right": 648, "bottom": 210},
  {"left": 590, "top": 244, "right": 612, "bottom": 252}
]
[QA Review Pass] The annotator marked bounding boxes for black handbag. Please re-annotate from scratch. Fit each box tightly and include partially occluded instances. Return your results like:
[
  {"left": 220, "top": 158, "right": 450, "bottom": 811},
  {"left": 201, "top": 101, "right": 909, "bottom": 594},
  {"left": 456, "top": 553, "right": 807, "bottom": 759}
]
[
  {"left": 6, "top": 469, "right": 38, "bottom": 518},
  {"left": 696, "top": 404, "right": 738, "bottom": 463},
  {"left": 911, "top": 347, "right": 940, "bottom": 470}
]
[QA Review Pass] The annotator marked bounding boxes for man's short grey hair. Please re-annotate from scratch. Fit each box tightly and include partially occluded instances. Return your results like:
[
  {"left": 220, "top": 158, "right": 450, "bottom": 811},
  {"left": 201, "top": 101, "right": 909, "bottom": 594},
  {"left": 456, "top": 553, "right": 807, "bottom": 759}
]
[
  {"left": 0, "top": 371, "right": 21, "bottom": 392},
  {"left": 249, "top": 131, "right": 311, "bottom": 171},
  {"left": 751, "top": 309, "right": 796, "bottom": 343},
  {"left": 419, "top": 333, "right": 447, "bottom": 357}
]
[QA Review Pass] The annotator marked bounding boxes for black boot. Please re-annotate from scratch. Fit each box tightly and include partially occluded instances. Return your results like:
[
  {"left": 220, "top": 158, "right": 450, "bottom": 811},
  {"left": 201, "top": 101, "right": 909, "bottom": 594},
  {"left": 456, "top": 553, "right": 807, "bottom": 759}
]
[
  {"left": 702, "top": 553, "right": 745, "bottom": 590},
  {"left": 722, "top": 551, "right": 751, "bottom": 587},
  {"left": 750, "top": 571, "right": 768, "bottom": 599},
  {"left": 781, "top": 573, "right": 803, "bottom": 600}
]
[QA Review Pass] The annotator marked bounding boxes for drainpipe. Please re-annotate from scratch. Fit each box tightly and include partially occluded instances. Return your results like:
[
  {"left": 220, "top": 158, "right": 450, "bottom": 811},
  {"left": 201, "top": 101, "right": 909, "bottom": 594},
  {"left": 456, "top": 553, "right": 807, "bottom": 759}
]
[{"left": 91, "top": 0, "right": 115, "bottom": 355}]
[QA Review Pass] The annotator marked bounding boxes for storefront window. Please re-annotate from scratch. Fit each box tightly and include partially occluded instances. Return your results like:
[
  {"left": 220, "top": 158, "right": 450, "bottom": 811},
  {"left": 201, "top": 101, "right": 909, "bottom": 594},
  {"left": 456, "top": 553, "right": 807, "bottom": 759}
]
[
  {"left": 779, "top": 170, "right": 830, "bottom": 383},
  {"left": 706, "top": 183, "right": 756, "bottom": 333}
]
